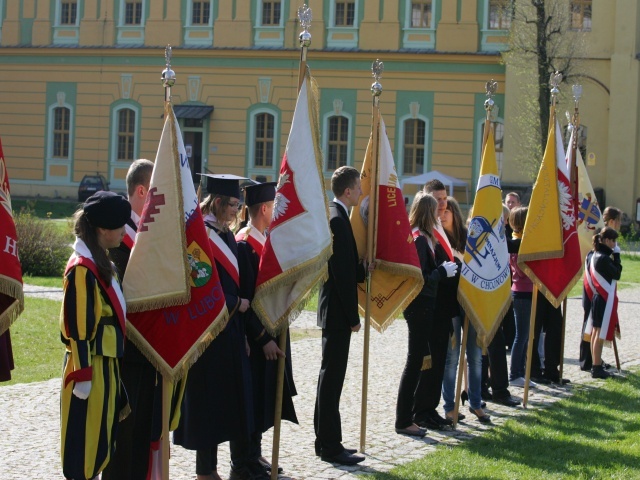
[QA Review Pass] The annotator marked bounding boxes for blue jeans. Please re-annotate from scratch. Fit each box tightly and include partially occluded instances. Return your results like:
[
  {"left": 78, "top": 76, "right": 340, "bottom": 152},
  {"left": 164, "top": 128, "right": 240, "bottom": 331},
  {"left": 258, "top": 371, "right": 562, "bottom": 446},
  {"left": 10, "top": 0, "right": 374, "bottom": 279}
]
[
  {"left": 510, "top": 293, "right": 532, "bottom": 380},
  {"left": 442, "top": 316, "right": 483, "bottom": 412}
]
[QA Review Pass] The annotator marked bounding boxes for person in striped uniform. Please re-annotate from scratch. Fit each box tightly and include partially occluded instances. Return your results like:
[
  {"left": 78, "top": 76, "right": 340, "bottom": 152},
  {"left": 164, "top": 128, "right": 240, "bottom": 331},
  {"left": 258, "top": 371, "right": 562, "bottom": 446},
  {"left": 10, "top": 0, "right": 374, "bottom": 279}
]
[{"left": 60, "top": 191, "right": 131, "bottom": 480}]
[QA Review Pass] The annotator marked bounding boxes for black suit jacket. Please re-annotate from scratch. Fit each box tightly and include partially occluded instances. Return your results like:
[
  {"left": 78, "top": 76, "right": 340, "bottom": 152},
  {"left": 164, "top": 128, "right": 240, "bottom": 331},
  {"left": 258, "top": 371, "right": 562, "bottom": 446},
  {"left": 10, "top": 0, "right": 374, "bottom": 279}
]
[{"left": 317, "top": 201, "right": 365, "bottom": 330}]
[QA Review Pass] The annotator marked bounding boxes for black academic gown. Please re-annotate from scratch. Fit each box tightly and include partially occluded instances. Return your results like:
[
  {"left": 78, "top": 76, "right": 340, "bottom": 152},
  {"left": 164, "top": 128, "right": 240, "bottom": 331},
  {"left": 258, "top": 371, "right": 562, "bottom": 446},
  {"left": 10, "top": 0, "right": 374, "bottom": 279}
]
[
  {"left": 173, "top": 225, "right": 253, "bottom": 449},
  {"left": 236, "top": 227, "right": 298, "bottom": 433}
]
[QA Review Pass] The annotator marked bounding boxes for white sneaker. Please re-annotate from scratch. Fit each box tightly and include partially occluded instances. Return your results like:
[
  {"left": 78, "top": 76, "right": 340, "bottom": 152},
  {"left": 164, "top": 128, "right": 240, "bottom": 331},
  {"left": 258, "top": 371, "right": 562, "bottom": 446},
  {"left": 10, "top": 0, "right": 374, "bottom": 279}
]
[{"left": 510, "top": 377, "right": 538, "bottom": 388}]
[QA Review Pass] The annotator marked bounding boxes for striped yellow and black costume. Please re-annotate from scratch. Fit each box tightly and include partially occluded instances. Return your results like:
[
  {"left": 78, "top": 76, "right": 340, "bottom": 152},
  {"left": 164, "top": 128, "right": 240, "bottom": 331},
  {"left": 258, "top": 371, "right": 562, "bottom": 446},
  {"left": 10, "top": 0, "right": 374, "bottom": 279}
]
[{"left": 60, "top": 254, "right": 128, "bottom": 480}]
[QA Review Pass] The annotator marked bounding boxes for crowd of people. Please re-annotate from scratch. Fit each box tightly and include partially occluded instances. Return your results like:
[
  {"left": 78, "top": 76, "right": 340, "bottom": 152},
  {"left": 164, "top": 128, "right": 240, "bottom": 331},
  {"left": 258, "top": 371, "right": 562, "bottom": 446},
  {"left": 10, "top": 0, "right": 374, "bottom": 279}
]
[{"left": 57, "top": 163, "right": 624, "bottom": 479}]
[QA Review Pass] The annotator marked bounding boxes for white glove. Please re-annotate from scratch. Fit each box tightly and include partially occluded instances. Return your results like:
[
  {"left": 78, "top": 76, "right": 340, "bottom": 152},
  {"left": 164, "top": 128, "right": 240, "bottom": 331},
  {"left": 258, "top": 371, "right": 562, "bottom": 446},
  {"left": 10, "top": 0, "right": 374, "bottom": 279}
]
[
  {"left": 441, "top": 261, "right": 458, "bottom": 278},
  {"left": 73, "top": 380, "right": 92, "bottom": 400},
  {"left": 613, "top": 244, "right": 621, "bottom": 254}
]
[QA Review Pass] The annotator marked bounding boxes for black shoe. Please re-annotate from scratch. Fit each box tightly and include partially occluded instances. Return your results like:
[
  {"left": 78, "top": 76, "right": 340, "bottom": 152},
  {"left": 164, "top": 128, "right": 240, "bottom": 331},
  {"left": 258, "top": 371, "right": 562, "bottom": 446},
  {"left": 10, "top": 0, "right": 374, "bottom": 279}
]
[
  {"left": 395, "top": 425, "right": 427, "bottom": 437},
  {"left": 531, "top": 375, "right": 551, "bottom": 385},
  {"left": 320, "top": 450, "right": 365, "bottom": 466},
  {"left": 315, "top": 444, "right": 357, "bottom": 457},
  {"left": 229, "top": 461, "right": 270, "bottom": 480},
  {"left": 481, "top": 389, "right": 492, "bottom": 401},
  {"left": 461, "top": 390, "right": 469, "bottom": 405},
  {"left": 603, "top": 362, "right": 612, "bottom": 370},
  {"left": 257, "top": 456, "right": 283, "bottom": 475},
  {"left": 591, "top": 365, "right": 613, "bottom": 379},
  {"left": 469, "top": 407, "right": 491, "bottom": 424},
  {"left": 492, "top": 395, "right": 521, "bottom": 407}
]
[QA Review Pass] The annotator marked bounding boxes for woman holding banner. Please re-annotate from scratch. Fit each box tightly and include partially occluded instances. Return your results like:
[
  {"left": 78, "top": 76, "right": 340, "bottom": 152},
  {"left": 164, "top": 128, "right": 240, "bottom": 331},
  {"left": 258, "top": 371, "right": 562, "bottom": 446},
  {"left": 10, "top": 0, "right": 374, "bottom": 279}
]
[{"left": 395, "top": 193, "right": 457, "bottom": 437}]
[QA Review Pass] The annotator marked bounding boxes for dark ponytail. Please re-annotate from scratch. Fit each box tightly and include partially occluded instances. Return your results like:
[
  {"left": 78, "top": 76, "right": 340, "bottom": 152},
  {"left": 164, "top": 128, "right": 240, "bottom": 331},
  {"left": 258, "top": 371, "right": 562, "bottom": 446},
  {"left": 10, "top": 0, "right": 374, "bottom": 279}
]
[{"left": 593, "top": 226, "right": 619, "bottom": 251}]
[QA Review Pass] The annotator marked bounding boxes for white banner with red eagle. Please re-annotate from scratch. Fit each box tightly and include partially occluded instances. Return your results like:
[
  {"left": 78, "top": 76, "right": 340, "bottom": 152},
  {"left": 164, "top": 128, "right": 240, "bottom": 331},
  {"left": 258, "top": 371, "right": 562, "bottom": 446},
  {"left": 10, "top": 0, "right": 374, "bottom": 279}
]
[
  {"left": 122, "top": 104, "right": 228, "bottom": 381},
  {"left": 252, "top": 73, "right": 332, "bottom": 335},
  {"left": 350, "top": 116, "right": 423, "bottom": 332}
]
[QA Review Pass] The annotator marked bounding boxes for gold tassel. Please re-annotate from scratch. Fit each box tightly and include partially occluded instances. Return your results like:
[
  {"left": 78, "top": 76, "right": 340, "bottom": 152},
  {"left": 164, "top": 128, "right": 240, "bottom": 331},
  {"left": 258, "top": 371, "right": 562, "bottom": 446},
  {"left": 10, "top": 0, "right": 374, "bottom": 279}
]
[{"left": 421, "top": 355, "right": 432, "bottom": 371}]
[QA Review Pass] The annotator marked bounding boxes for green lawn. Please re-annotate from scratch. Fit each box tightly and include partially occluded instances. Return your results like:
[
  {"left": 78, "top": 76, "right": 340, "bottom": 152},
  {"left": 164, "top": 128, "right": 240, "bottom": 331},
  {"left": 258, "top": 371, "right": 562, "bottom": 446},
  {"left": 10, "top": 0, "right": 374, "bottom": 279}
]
[
  {"left": 369, "top": 369, "right": 640, "bottom": 480},
  {"left": 2, "top": 297, "right": 65, "bottom": 386},
  {"left": 12, "top": 198, "right": 80, "bottom": 219}
]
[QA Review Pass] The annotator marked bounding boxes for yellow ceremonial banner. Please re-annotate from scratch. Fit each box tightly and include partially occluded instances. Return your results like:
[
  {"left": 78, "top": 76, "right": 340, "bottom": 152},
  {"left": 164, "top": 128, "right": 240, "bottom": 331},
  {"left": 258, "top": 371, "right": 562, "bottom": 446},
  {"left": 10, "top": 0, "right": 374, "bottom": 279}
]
[
  {"left": 517, "top": 109, "right": 563, "bottom": 263},
  {"left": 457, "top": 125, "right": 512, "bottom": 347},
  {"left": 351, "top": 115, "right": 423, "bottom": 332},
  {"left": 575, "top": 145, "right": 604, "bottom": 260}
]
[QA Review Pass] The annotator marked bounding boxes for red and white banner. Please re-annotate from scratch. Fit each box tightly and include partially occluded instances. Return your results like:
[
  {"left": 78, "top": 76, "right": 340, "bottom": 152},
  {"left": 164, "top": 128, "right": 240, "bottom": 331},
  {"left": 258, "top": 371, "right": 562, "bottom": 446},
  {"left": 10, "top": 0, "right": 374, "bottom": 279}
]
[
  {"left": 123, "top": 105, "right": 228, "bottom": 381},
  {"left": 350, "top": 115, "right": 423, "bottom": 332},
  {"left": 0, "top": 138, "right": 24, "bottom": 337},
  {"left": 252, "top": 73, "right": 332, "bottom": 335}
]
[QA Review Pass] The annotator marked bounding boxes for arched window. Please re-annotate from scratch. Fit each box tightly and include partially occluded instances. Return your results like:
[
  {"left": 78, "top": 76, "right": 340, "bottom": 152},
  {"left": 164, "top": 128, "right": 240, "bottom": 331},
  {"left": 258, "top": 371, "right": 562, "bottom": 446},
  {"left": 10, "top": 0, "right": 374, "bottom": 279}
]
[
  {"left": 53, "top": 107, "right": 71, "bottom": 159},
  {"left": 117, "top": 108, "right": 136, "bottom": 161},
  {"left": 402, "top": 118, "right": 426, "bottom": 175},
  {"left": 327, "top": 115, "right": 349, "bottom": 171},
  {"left": 254, "top": 112, "right": 275, "bottom": 168}
]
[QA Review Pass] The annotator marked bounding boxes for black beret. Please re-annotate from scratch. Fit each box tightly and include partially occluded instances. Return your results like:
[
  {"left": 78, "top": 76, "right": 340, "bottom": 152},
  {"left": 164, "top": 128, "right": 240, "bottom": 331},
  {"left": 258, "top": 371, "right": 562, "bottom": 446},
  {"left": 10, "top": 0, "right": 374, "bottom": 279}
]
[
  {"left": 243, "top": 182, "right": 277, "bottom": 207},
  {"left": 83, "top": 191, "right": 131, "bottom": 229}
]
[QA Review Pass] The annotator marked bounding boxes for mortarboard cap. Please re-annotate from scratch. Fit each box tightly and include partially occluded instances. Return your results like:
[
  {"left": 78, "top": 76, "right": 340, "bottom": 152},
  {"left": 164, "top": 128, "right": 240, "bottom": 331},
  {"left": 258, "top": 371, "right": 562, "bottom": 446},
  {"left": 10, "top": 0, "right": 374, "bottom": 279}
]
[
  {"left": 83, "top": 191, "right": 132, "bottom": 230},
  {"left": 243, "top": 182, "right": 277, "bottom": 207},
  {"left": 199, "top": 173, "right": 247, "bottom": 198}
]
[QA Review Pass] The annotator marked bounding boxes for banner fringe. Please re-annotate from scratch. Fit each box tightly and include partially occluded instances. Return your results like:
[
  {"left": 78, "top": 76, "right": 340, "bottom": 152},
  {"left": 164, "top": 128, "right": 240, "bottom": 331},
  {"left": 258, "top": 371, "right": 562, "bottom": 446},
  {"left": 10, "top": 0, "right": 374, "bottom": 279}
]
[
  {"left": 0, "top": 277, "right": 24, "bottom": 335},
  {"left": 519, "top": 263, "right": 583, "bottom": 309},
  {"left": 125, "top": 307, "right": 230, "bottom": 383}
]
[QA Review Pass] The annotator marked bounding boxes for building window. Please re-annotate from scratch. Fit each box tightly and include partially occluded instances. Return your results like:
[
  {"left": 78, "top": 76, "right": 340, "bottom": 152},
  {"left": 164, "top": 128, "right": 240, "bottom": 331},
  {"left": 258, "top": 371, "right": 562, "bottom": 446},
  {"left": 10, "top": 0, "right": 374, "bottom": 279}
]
[
  {"left": 254, "top": 113, "right": 274, "bottom": 168},
  {"left": 410, "top": 0, "right": 432, "bottom": 28},
  {"left": 570, "top": 0, "right": 591, "bottom": 31},
  {"left": 261, "top": 0, "right": 281, "bottom": 25},
  {"left": 327, "top": 116, "right": 349, "bottom": 171},
  {"left": 60, "top": 0, "right": 78, "bottom": 25},
  {"left": 53, "top": 107, "right": 70, "bottom": 159},
  {"left": 124, "top": 0, "right": 142, "bottom": 25},
  {"left": 117, "top": 108, "right": 136, "bottom": 161},
  {"left": 488, "top": 0, "right": 511, "bottom": 30},
  {"left": 192, "top": 0, "right": 211, "bottom": 25},
  {"left": 402, "top": 118, "right": 425, "bottom": 175},
  {"left": 334, "top": 0, "right": 355, "bottom": 26}
]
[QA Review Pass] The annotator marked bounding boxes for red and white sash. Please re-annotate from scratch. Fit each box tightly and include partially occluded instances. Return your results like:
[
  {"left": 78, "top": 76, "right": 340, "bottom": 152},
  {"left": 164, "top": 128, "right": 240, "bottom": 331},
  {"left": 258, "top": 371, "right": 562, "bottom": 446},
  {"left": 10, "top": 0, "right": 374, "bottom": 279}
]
[
  {"left": 412, "top": 227, "right": 436, "bottom": 259},
  {"left": 235, "top": 225, "right": 266, "bottom": 257},
  {"left": 65, "top": 242, "right": 127, "bottom": 335},
  {"left": 204, "top": 217, "right": 239, "bottom": 286},
  {"left": 433, "top": 222, "right": 454, "bottom": 262},
  {"left": 122, "top": 218, "right": 137, "bottom": 250},
  {"left": 589, "top": 256, "right": 620, "bottom": 342}
]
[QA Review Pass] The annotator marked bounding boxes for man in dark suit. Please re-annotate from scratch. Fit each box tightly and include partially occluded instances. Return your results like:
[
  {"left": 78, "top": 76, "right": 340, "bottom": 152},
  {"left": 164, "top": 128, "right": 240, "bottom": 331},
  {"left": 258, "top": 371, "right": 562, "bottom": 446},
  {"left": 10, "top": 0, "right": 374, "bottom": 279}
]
[
  {"left": 314, "top": 166, "right": 366, "bottom": 466},
  {"left": 103, "top": 159, "right": 158, "bottom": 480}
]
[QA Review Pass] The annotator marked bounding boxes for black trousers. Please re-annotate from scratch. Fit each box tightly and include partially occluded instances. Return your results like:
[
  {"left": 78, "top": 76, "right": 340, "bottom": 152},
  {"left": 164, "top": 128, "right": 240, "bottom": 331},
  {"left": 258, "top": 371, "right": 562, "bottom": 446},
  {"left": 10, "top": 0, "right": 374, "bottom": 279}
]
[
  {"left": 481, "top": 320, "right": 512, "bottom": 400},
  {"left": 532, "top": 292, "right": 563, "bottom": 380},
  {"left": 314, "top": 328, "right": 351, "bottom": 457},
  {"left": 579, "top": 310, "right": 593, "bottom": 370},
  {"left": 102, "top": 344, "right": 157, "bottom": 480},
  {"left": 502, "top": 305, "right": 516, "bottom": 351},
  {"left": 412, "top": 315, "right": 451, "bottom": 422},
  {"left": 395, "top": 310, "right": 432, "bottom": 429}
]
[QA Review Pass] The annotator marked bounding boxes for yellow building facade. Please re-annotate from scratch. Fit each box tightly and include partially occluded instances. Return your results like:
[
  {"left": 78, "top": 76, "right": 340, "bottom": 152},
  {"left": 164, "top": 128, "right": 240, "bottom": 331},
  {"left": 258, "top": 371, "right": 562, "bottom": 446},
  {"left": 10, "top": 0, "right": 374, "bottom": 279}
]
[{"left": 0, "top": 1, "right": 637, "bottom": 216}]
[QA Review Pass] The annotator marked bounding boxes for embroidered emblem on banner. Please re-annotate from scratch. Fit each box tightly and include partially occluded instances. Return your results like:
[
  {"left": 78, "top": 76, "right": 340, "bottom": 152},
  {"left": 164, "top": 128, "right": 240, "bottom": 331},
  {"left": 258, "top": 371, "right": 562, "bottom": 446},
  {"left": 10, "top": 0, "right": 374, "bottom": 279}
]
[{"left": 187, "top": 241, "right": 212, "bottom": 288}]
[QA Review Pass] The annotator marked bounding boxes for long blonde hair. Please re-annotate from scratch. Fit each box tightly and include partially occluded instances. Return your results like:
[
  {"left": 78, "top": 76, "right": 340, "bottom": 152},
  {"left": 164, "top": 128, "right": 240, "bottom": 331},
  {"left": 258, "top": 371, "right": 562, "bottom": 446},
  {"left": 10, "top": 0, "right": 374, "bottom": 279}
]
[{"left": 408, "top": 192, "right": 438, "bottom": 240}]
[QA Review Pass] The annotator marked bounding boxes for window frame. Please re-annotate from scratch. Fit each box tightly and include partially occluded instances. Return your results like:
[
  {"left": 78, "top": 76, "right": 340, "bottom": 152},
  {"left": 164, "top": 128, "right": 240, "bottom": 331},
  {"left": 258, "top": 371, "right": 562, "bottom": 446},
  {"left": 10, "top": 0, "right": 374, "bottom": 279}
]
[
  {"left": 53, "top": 0, "right": 81, "bottom": 45},
  {"left": 401, "top": 0, "right": 437, "bottom": 49},
  {"left": 46, "top": 101, "right": 75, "bottom": 181},
  {"left": 400, "top": 117, "right": 427, "bottom": 176},
  {"left": 327, "top": 0, "right": 360, "bottom": 48},
  {"left": 479, "top": 0, "right": 510, "bottom": 52},
  {"left": 109, "top": 103, "right": 141, "bottom": 185},
  {"left": 570, "top": 0, "right": 592, "bottom": 32},
  {"left": 247, "top": 106, "right": 281, "bottom": 174},
  {"left": 324, "top": 114, "right": 352, "bottom": 172}
]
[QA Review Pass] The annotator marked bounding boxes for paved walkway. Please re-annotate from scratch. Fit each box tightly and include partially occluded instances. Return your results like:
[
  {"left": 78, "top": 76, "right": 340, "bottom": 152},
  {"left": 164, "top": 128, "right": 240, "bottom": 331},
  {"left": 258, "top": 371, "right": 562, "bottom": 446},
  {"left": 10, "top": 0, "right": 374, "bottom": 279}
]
[{"left": 1, "top": 286, "right": 639, "bottom": 479}]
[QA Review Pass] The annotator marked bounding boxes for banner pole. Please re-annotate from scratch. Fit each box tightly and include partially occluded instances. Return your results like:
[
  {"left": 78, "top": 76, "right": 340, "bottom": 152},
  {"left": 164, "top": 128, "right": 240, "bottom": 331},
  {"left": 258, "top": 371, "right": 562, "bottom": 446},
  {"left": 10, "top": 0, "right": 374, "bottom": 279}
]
[
  {"left": 559, "top": 297, "right": 567, "bottom": 381},
  {"left": 613, "top": 337, "right": 621, "bottom": 372},
  {"left": 270, "top": 8, "right": 312, "bottom": 476},
  {"left": 270, "top": 328, "right": 288, "bottom": 480},
  {"left": 161, "top": 376, "right": 172, "bottom": 480},
  {"left": 453, "top": 316, "right": 469, "bottom": 429},
  {"left": 523, "top": 286, "right": 539, "bottom": 408}
]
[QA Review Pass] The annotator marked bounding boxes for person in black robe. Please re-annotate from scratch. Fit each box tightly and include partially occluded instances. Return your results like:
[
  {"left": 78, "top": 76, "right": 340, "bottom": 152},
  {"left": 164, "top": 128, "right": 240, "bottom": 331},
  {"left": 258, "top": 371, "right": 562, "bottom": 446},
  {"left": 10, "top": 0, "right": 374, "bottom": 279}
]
[
  {"left": 174, "top": 174, "right": 256, "bottom": 480},
  {"left": 235, "top": 181, "right": 297, "bottom": 476}
]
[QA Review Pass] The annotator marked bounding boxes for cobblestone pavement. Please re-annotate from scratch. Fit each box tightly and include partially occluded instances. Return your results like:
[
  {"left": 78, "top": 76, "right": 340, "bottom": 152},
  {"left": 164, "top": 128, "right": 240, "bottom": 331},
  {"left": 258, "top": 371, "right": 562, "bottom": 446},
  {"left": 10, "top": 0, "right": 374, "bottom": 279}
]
[{"left": 2, "top": 286, "right": 639, "bottom": 479}]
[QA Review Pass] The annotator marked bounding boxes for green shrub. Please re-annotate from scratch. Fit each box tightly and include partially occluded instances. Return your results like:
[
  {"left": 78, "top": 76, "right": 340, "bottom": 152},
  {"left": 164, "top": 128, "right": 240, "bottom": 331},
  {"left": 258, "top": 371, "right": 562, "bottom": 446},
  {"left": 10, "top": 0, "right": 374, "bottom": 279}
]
[{"left": 14, "top": 209, "right": 72, "bottom": 277}]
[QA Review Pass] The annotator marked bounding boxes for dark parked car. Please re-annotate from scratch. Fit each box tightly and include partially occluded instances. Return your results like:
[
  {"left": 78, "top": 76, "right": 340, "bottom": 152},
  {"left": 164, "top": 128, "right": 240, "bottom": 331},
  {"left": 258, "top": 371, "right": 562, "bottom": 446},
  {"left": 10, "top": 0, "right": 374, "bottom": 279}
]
[{"left": 78, "top": 174, "right": 110, "bottom": 202}]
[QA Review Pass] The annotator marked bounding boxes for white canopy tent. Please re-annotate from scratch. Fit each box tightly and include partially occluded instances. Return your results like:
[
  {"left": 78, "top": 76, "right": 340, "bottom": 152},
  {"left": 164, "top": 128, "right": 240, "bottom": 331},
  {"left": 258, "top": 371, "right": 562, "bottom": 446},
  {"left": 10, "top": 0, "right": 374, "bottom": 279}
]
[{"left": 400, "top": 170, "right": 470, "bottom": 205}]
